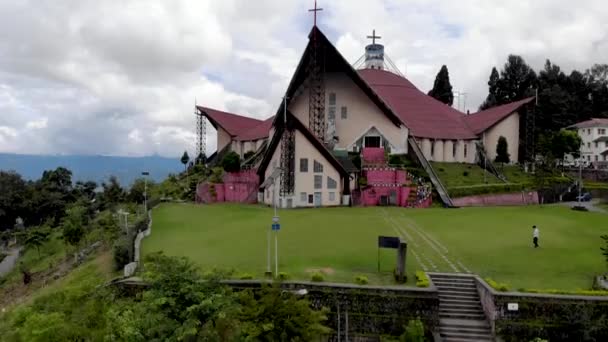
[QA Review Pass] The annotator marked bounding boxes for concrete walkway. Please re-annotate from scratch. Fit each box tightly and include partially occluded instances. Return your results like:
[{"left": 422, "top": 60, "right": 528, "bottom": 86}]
[
  {"left": 0, "top": 247, "right": 22, "bottom": 277},
  {"left": 561, "top": 199, "right": 608, "bottom": 214}
]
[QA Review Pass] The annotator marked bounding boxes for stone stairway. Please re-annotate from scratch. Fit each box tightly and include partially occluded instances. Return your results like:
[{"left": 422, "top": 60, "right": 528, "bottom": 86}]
[{"left": 429, "top": 273, "right": 494, "bottom": 342}]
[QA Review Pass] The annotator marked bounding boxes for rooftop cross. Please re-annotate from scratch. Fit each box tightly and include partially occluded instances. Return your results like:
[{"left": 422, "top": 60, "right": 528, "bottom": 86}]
[
  {"left": 367, "top": 29, "right": 382, "bottom": 45},
  {"left": 308, "top": 0, "right": 323, "bottom": 27}
]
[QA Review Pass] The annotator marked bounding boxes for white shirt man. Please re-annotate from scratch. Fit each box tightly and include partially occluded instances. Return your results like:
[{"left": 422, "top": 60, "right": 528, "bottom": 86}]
[{"left": 532, "top": 225, "right": 539, "bottom": 248}]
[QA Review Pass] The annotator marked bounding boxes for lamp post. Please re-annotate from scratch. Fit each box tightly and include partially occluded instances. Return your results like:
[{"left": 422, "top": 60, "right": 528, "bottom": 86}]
[{"left": 141, "top": 171, "right": 150, "bottom": 213}]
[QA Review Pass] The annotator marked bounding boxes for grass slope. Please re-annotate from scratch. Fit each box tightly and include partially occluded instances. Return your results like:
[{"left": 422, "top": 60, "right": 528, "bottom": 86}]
[
  {"left": 145, "top": 203, "right": 606, "bottom": 290},
  {"left": 144, "top": 204, "right": 418, "bottom": 285}
]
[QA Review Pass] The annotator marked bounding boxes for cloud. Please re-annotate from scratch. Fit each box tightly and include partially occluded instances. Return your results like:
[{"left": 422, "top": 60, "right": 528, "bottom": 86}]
[{"left": 0, "top": 0, "right": 607, "bottom": 156}]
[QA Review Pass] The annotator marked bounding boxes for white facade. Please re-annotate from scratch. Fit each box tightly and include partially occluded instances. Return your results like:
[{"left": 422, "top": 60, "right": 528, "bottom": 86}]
[
  {"left": 289, "top": 72, "right": 409, "bottom": 154},
  {"left": 262, "top": 129, "right": 343, "bottom": 208},
  {"left": 577, "top": 125, "right": 608, "bottom": 163},
  {"left": 482, "top": 112, "right": 520, "bottom": 163}
]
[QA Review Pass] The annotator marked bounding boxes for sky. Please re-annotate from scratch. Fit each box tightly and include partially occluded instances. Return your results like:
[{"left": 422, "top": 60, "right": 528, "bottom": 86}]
[{"left": 1, "top": 0, "right": 607, "bottom": 157}]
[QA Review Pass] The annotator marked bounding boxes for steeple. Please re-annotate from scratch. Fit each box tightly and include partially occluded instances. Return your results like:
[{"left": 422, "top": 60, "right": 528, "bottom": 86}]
[{"left": 365, "top": 29, "right": 385, "bottom": 70}]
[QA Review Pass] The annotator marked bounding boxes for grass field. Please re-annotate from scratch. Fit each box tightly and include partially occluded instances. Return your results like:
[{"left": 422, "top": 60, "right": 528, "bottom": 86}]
[{"left": 144, "top": 203, "right": 607, "bottom": 290}]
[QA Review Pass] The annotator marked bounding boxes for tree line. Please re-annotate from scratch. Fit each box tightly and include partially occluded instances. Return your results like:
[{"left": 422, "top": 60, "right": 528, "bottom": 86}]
[{"left": 428, "top": 57, "right": 608, "bottom": 133}]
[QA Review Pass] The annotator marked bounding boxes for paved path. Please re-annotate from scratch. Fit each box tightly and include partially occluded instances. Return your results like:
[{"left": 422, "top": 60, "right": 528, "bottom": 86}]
[
  {"left": 0, "top": 247, "right": 22, "bottom": 277},
  {"left": 561, "top": 199, "right": 608, "bottom": 214},
  {"left": 378, "top": 208, "right": 471, "bottom": 274}
]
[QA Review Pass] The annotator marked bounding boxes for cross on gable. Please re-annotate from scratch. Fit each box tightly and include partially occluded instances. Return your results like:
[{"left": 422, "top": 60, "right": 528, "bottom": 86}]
[
  {"left": 308, "top": 0, "right": 323, "bottom": 26},
  {"left": 367, "top": 29, "right": 382, "bottom": 45}
]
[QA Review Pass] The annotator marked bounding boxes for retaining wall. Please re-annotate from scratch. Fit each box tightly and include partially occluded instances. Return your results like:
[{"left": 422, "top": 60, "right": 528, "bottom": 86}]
[
  {"left": 226, "top": 280, "right": 440, "bottom": 340},
  {"left": 452, "top": 191, "right": 538, "bottom": 207},
  {"left": 475, "top": 277, "right": 608, "bottom": 341}
]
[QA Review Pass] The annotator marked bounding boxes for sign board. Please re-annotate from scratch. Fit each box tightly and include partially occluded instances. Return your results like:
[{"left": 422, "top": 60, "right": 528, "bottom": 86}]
[
  {"left": 378, "top": 236, "right": 400, "bottom": 249},
  {"left": 507, "top": 303, "right": 519, "bottom": 311},
  {"left": 272, "top": 216, "right": 280, "bottom": 223},
  {"left": 272, "top": 223, "right": 281, "bottom": 231}
]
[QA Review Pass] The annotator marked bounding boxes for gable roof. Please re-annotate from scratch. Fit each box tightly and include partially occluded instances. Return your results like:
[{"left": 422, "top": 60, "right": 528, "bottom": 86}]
[
  {"left": 196, "top": 106, "right": 264, "bottom": 137},
  {"left": 257, "top": 110, "right": 349, "bottom": 183},
  {"left": 235, "top": 116, "right": 274, "bottom": 141},
  {"left": 568, "top": 118, "right": 608, "bottom": 129},
  {"left": 272, "top": 26, "right": 404, "bottom": 129},
  {"left": 464, "top": 97, "right": 535, "bottom": 134},
  {"left": 359, "top": 68, "right": 477, "bottom": 140}
]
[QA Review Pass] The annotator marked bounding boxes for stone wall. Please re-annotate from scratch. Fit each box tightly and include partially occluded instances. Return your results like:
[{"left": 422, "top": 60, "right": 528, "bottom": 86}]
[
  {"left": 452, "top": 191, "right": 538, "bottom": 207},
  {"left": 475, "top": 277, "right": 608, "bottom": 341},
  {"left": 225, "top": 280, "right": 439, "bottom": 340}
]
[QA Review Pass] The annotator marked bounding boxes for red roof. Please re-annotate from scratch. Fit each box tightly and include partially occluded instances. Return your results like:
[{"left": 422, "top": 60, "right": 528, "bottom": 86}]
[
  {"left": 568, "top": 118, "right": 608, "bottom": 129},
  {"left": 358, "top": 68, "right": 478, "bottom": 140},
  {"left": 465, "top": 97, "right": 535, "bottom": 134},
  {"left": 197, "top": 106, "right": 264, "bottom": 136},
  {"left": 235, "top": 116, "right": 274, "bottom": 141}
]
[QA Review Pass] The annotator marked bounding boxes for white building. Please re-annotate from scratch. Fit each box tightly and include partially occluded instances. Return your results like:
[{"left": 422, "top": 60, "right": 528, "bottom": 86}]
[{"left": 568, "top": 118, "right": 608, "bottom": 166}]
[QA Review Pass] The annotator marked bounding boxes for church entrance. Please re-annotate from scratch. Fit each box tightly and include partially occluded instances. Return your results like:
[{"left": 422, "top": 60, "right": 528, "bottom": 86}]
[
  {"left": 314, "top": 192, "right": 322, "bottom": 207},
  {"left": 364, "top": 136, "right": 381, "bottom": 148}
]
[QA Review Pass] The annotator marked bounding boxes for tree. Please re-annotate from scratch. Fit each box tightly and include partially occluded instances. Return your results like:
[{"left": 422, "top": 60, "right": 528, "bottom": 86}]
[
  {"left": 479, "top": 55, "right": 537, "bottom": 110},
  {"left": 221, "top": 151, "right": 241, "bottom": 173},
  {"left": 428, "top": 65, "right": 454, "bottom": 106},
  {"left": 101, "top": 176, "right": 124, "bottom": 208},
  {"left": 480, "top": 67, "right": 501, "bottom": 109},
  {"left": 127, "top": 178, "right": 154, "bottom": 204},
  {"left": 24, "top": 228, "right": 51, "bottom": 257},
  {"left": 180, "top": 151, "right": 190, "bottom": 172},
  {"left": 550, "top": 130, "right": 582, "bottom": 163},
  {"left": 195, "top": 152, "right": 206, "bottom": 165},
  {"left": 495, "top": 136, "right": 510, "bottom": 164},
  {"left": 62, "top": 205, "right": 87, "bottom": 260},
  {"left": 237, "top": 285, "right": 330, "bottom": 340},
  {"left": 0, "top": 171, "right": 28, "bottom": 230}
]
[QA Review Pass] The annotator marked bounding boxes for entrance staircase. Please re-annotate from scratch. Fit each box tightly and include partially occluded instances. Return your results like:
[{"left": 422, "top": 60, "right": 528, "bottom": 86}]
[
  {"left": 429, "top": 273, "right": 493, "bottom": 342},
  {"left": 408, "top": 137, "right": 454, "bottom": 207}
]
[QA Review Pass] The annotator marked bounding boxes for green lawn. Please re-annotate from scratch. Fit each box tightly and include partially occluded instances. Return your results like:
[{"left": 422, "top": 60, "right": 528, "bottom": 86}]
[
  {"left": 432, "top": 162, "right": 501, "bottom": 187},
  {"left": 144, "top": 203, "right": 607, "bottom": 290}
]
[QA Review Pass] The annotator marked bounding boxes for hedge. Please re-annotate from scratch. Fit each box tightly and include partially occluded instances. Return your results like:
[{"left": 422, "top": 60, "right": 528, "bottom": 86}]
[{"left": 448, "top": 183, "right": 530, "bottom": 198}]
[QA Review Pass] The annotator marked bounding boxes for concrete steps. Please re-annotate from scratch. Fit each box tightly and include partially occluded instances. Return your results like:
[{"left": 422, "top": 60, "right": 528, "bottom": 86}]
[{"left": 430, "top": 273, "right": 494, "bottom": 342}]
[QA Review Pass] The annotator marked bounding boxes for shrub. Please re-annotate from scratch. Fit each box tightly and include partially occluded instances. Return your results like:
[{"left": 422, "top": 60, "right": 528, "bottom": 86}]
[
  {"left": 400, "top": 317, "right": 425, "bottom": 342},
  {"left": 243, "top": 150, "right": 255, "bottom": 161},
  {"left": 389, "top": 154, "right": 403, "bottom": 166},
  {"left": 238, "top": 273, "right": 254, "bottom": 280},
  {"left": 415, "top": 271, "right": 430, "bottom": 288},
  {"left": 485, "top": 277, "right": 510, "bottom": 292},
  {"left": 112, "top": 237, "right": 130, "bottom": 271},
  {"left": 358, "top": 177, "right": 368, "bottom": 187},
  {"left": 221, "top": 151, "right": 241, "bottom": 172},
  {"left": 355, "top": 275, "right": 368, "bottom": 285},
  {"left": 520, "top": 288, "right": 608, "bottom": 296},
  {"left": 311, "top": 272, "right": 324, "bottom": 282},
  {"left": 438, "top": 167, "right": 445, "bottom": 172},
  {"left": 462, "top": 171, "right": 469, "bottom": 177},
  {"left": 278, "top": 272, "right": 290, "bottom": 281}
]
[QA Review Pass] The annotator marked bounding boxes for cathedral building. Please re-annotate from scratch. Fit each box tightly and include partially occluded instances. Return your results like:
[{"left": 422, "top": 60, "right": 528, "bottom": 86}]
[{"left": 196, "top": 25, "right": 533, "bottom": 208}]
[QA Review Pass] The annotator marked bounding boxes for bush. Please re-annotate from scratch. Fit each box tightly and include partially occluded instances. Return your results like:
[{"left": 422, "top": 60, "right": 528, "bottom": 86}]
[
  {"left": 438, "top": 167, "right": 445, "bottom": 172},
  {"left": 221, "top": 151, "right": 241, "bottom": 172},
  {"left": 112, "top": 237, "right": 130, "bottom": 271},
  {"left": 243, "top": 150, "right": 255, "bottom": 161},
  {"left": 462, "top": 171, "right": 469, "bottom": 177},
  {"left": 400, "top": 317, "right": 425, "bottom": 342},
  {"left": 485, "top": 277, "right": 510, "bottom": 292},
  {"left": 238, "top": 273, "right": 254, "bottom": 280},
  {"left": 415, "top": 271, "right": 430, "bottom": 288},
  {"left": 448, "top": 183, "right": 530, "bottom": 198},
  {"left": 311, "top": 272, "right": 324, "bottom": 282},
  {"left": 520, "top": 288, "right": 608, "bottom": 296},
  {"left": 389, "top": 154, "right": 403, "bottom": 166},
  {"left": 355, "top": 275, "right": 368, "bottom": 285},
  {"left": 358, "top": 177, "right": 368, "bottom": 187},
  {"left": 278, "top": 272, "right": 290, "bottom": 281}
]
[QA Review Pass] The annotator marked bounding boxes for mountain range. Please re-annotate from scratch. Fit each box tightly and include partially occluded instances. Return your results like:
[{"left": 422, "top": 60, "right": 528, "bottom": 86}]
[{"left": 0, "top": 153, "right": 183, "bottom": 185}]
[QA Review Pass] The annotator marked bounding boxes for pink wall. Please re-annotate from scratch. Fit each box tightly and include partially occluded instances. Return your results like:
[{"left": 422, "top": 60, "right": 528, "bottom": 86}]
[
  {"left": 361, "top": 186, "right": 414, "bottom": 207},
  {"left": 452, "top": 191, "right": 539, "bottom": 207},
  {"left": 196, "top": 170, "right": 260, "bottom": 204},
  {"left": 362, "top": 148, "right": 385, "bottom": 164}
]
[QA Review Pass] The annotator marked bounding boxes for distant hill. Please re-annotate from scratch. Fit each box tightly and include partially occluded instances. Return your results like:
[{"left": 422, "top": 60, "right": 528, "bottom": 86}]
[{"left": 0, "top": 153, "right": 183, "bottom": 185}]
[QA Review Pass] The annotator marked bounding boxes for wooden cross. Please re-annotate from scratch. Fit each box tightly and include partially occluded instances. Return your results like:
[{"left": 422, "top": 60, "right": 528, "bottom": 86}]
[
  {"left": 367, "top": 29, "right": 382, "bottom": 44},
  {"left": 308, "top": 0, "right": 323, "bottom": 26}
]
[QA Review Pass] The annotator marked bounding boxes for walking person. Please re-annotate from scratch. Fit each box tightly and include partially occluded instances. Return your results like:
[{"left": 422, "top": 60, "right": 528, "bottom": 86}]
[{"left": 532, "top": 225, "right": 539, "bottom": 248}]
